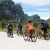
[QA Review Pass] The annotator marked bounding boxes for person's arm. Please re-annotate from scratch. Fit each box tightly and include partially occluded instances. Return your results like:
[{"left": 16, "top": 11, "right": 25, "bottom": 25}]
[
  {"left": 25, "top": 24, "right": 28, "bottom": 28},
  {"left": 38, "top": 24, "right": 41, "bottom": 28},
  {"left": 6, "top": 24, "right": 9, "bottom": 28}
]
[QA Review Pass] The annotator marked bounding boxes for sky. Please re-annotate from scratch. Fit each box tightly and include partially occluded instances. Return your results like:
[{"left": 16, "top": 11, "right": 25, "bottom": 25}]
[{"left": 12, "top": 0, "right": 50, "bottom": 20}]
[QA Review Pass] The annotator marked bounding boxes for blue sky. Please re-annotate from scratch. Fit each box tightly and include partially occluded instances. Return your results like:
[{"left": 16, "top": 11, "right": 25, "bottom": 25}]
[{"left": 12, "top": 0, "right": 50, "bottom": 20}]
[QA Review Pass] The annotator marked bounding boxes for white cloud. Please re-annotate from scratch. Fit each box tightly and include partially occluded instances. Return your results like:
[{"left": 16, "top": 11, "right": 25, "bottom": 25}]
[
  {"left": 12, "top": 0, "right": 50, "bottom": 20},
  {"left": 25, "top": 12, "right": 50, "bottom": 20},
  {"left": 25, "top": 12, "right": 50, "bottom": 15},
  {"left": 40, "top": 16, "right": 50, "bottom": 20},
  {"left": 35, "top": 8, "right": 49, "bottom": 11},
  {"left": 12, "top": 0, "right": 50, "bottom": 7}
]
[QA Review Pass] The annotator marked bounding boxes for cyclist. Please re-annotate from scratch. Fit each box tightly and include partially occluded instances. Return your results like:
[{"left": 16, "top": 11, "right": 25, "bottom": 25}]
[
  {"left": 7, "top": 21, "right": 13, "bottom": 37},
  {"left": 16, "top": 21, "right": 22, "bottom": 35},
  {"left": 25, "top": 20, "right": 34, "bottom": 40},
  {"left": 38, "top": 19, "right": 48, "bottom": 39}
]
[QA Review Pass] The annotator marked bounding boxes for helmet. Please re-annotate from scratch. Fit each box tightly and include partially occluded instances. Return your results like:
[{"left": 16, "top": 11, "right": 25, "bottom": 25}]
[
  {"left": 8, "top": 21, "right": 12, "bottom": 25},
  {"left": 28, "top": 19, "right": 32, "bottom": 23}
]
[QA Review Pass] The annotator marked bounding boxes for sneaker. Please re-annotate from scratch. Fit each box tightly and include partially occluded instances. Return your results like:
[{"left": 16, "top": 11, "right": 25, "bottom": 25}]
[{"left": 28, "top": 39, "right": 30, "bottom": 41}]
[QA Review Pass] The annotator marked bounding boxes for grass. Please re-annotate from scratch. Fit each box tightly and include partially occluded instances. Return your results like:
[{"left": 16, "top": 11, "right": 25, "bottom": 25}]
[
  {"left": 0, "top": 27, "right": 50, "bottom": 34},
  {"left": 0, "top": 28, "right": 7, "bottom": 32},
  {"left": 0, "top": 28, "right": 17, "bottom": 34}
]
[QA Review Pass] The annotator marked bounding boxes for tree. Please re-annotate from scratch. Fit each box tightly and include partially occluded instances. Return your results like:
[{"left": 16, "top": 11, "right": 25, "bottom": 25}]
[{"left": 1, "top": 21, "right": 6, "bottom": 29}]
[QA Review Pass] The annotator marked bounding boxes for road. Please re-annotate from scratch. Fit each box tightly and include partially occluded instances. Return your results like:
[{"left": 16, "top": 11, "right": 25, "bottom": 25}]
[{"left": 0, "top": 32, "right": 50, "bottom": 50}]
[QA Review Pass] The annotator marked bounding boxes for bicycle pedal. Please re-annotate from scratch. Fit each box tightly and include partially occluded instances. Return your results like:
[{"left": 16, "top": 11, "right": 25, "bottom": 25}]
[
  {"left": 28, "top": 39, "right": 30, "bottom": 41},
  {"left": 24, "top": 39, "right": 27, "bottom": 41}
]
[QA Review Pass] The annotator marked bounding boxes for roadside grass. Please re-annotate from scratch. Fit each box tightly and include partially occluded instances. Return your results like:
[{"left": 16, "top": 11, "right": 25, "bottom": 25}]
[
  {"left": 0, "top": 27, "right": 29, "bottom": 34},
  {"left": 0, "top": 27, "right": 50, "bottom": 35},
  {"left": 0, "top": 28, "right": 17, "bottom": 34},
  {"left": 0, "top": 28, "right": 7, "bottom": 32}
]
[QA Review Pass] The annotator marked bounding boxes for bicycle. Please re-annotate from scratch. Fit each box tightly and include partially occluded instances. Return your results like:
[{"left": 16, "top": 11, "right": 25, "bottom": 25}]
[
  {"left": 37, "top": 30, "right": 50, "bottom": 40},
  {"left": 7, "top": 27, "right": 13, "bottom": 38},
  {"left": 23, "top": 30, "right": 37, "bottom": 42},
  {"left": 17, "top": 29, "right": 23, "bottom": 36}
]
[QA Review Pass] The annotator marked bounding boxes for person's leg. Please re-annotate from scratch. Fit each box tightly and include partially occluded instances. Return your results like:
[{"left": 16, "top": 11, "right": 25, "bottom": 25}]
[
  {"left": 20, "top": 28, "right": 22, "bottom": 35},
  {"left": 43, "top": 28, "right": 47, "bottom": 39},
  {"left": 30, "top": 30, "right": 34, "bottom": 39},
  {"left": 41, "top": 28, "right": 44, "bottom": 34},
  {"left": 17, "top": 28, "right": 20, "bottom": 35},
  {"left": 17, "top": 29, "right": 18, "bottom": 33},
  {"left": 28, "top": 30, "right": 34, "bottom": 40},
  {"left": 11, "top": 29, "right": 13, "bottom": 35},
  {"left": 28, "top": 30, "right": 30, "bottom": 40},
  {"left": 7, "top": 29, "right": 10, "bottom": 37}
]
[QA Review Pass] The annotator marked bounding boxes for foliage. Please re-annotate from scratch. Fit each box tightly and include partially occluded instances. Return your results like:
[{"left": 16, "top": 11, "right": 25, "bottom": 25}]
[
  {"left": 33, "top": 22, "right": 40, "bottom": 27},
  {"left": 47, "top": 22, "right": 50, "bottom": 28},
  {"left": 31, "top": 14, "right": 41, "bottom": 22},
  {"left": 0, "top": 21, "right": 6, "bottom": 29},
  {"left": 0, "top": 0, "right": 50, "bottom": 29},
  {"left": 47, "top": 18, "right": 50, "bottom": 22}
]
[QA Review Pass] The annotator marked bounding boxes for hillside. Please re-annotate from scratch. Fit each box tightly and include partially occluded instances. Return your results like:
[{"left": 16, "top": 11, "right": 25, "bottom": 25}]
[
  {"left": 0, "top": 0, "right": 50, "bottom": 29},
  {"left": 0, "top": 0, "right": 24, "bottom": 22},
  {"left": 47, "top": 18, "right": 50, "bottom": 22}
]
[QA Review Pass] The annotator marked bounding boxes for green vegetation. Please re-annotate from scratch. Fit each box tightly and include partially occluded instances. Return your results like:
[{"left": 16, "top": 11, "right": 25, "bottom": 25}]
[{"left": 0, "top": 0, "right": 50, "bottom": 34}]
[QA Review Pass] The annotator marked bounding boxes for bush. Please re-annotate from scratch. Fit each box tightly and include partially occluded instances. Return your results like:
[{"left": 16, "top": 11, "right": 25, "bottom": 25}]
[
  {"left": 33, "top": 22, "right": 40, "bottom": 27},
  {"left": 1, "top": 21, "right": 6, "bottom": 29}
]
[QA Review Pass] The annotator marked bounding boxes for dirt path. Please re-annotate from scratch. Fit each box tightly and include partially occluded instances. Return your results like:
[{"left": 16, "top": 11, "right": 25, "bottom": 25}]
[{"left": 0, "top": 32, "right": 50, "bottom": 50}]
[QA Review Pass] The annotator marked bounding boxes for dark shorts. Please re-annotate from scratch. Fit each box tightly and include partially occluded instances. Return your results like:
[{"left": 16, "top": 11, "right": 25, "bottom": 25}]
[
  {"left": 41, "top": 27, "right": 47, "bottom": 32},
  {"left": 18, "top": 28, "right": 22, "bottom": 31},
  {"left": 8, "top": 29, "right": 12, "bottom": 33}
]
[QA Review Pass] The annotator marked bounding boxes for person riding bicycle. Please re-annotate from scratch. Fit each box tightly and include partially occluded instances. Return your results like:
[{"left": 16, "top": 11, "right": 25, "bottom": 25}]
[
  {"left": 25, "top": 20, "right": 34, "bottom": 40},
  {"left": 7, "top": 21, "right": 13, "bottom": 37},
  {"left": 38, "top": 19, "right": 48, "bottom": 39},
  {"left": 16, "top": 21, "right": 22, "bottom": 35}
]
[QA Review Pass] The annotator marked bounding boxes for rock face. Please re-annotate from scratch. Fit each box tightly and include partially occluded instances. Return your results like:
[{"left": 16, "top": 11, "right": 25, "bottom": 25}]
[{"left": 0, "top": 0, "right": 24, "bottom": 21}]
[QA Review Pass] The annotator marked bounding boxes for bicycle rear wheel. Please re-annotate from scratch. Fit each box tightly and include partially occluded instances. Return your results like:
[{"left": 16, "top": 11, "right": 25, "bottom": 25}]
[
  {"left": 44, "top": 32, "right": 50, "bottom": 40},
  {"left": 31, "top": 32, "right": 37, "bottom": 42},
  {"left": 7, "top": 32, "right": 10, "bottom": 37}
]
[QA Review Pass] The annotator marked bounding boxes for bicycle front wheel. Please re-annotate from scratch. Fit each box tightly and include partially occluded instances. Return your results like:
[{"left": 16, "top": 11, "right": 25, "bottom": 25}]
[
  {"left": 23, "top": 31, "right": 28, "bottom": 41},
  {"left": 37, "top": 31, "right": 42, "bottom": 39}
]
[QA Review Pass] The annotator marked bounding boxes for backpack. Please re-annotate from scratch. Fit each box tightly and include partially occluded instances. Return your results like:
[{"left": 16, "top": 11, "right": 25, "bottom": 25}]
[
  {"left": 8, "top": 25, "right": 13, "bottom": 29},
  {"left": 18, "top": 23, "right": 22, "bottom": 29}
]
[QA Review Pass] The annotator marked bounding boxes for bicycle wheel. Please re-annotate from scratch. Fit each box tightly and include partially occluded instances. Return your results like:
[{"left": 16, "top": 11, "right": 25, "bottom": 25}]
[
  {"left": 20, "top": 31, "right": 23, "bottom": 36},
  {"left": 17, "top": 30, "right": 19, "bottom": 35},
  {"left": 31, "top": 32, "right": 37, "bottom": 42},
  {"left": 7, "top": 30, "right": 10, "bottom": 37},
  {"left": 44, "top": 32, "right": 50, "bottom": 40},
  {"left": 23, "top": 31, "right": 28, "bottom": 41},
  {"left": 37, "top": 31, "right": 42, "bottom": 39},
  {"left": 7, "top": 32, "right": 10, "bottom": 37}
]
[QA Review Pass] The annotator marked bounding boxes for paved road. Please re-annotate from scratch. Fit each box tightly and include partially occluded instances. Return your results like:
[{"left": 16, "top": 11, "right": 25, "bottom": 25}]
[{"left": 0, "top": 32, "right": 50, "bottom": 50}]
